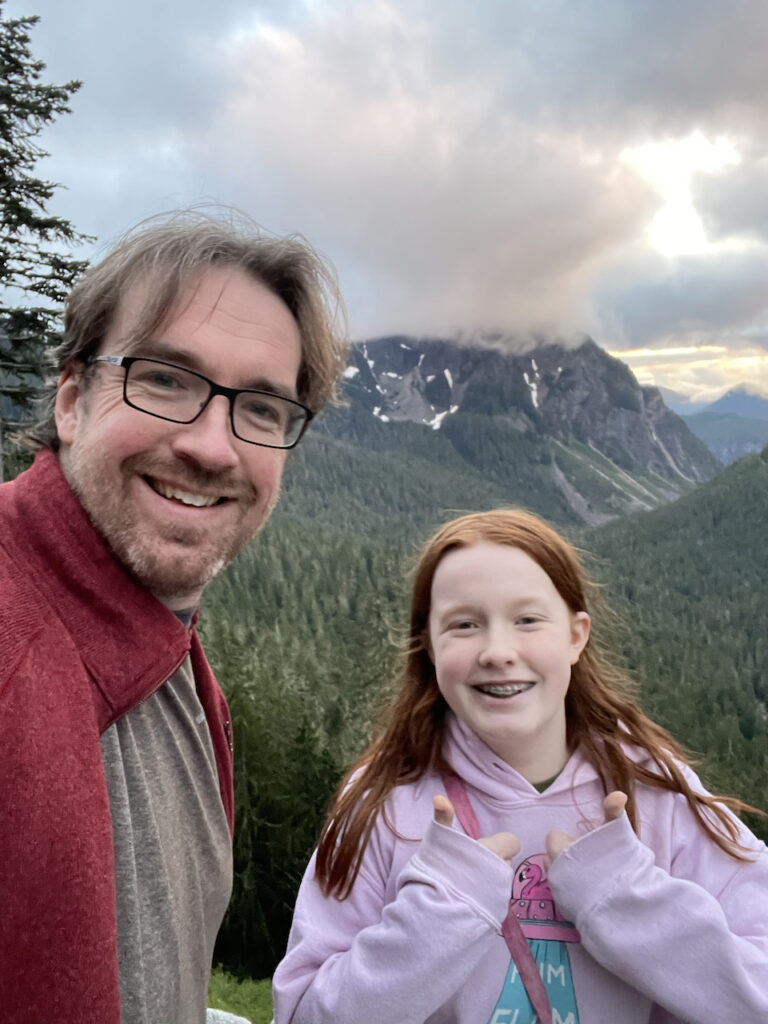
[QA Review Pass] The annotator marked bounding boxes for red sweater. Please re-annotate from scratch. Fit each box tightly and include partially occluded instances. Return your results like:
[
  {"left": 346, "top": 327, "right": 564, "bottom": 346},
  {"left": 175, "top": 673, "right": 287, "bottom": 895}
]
[{"left": 0, "top": 450, "right": 234, "bottom": 1023}]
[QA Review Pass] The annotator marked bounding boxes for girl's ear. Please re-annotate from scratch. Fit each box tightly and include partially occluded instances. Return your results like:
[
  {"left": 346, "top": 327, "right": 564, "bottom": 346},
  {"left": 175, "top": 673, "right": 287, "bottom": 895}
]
[
  {"left": 569, "top": 611, "right": 591, "bottom": 665},
  {"left": 54, "top": 363, "right": 84, "bottom": 446}
]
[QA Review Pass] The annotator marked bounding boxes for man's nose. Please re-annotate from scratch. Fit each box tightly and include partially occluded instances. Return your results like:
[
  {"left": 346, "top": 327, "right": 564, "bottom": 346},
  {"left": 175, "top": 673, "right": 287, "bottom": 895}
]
[{"left": 169, "top": 395, "right": 240, "bottom": 471}]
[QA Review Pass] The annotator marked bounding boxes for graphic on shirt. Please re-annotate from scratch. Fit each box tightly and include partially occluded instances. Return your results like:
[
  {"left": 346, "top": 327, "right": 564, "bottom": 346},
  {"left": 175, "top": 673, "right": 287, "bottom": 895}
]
[{"left": 488, "top": 853, "right": 580, "bottom": 1024}]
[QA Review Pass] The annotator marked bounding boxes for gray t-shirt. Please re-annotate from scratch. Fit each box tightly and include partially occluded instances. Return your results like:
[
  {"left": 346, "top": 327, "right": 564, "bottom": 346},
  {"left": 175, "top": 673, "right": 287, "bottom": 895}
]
[{"left": 100, "top": 653, "right": 233, "bottom": 1024}]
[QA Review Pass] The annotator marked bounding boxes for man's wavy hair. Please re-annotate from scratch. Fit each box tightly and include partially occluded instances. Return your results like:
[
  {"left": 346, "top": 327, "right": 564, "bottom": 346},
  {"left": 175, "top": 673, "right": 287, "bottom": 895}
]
[
  {"left": 316, "top": 508, "right": 759, "bottom": 899},
  {"left": 25, "top": 208, "right": 348, "bottom": 450}
]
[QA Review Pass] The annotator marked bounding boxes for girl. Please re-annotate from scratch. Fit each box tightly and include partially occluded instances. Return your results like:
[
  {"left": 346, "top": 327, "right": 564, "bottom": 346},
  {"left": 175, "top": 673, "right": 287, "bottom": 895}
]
[{"left": 273, "top": 510, "right": 768, "bottom": 1024}]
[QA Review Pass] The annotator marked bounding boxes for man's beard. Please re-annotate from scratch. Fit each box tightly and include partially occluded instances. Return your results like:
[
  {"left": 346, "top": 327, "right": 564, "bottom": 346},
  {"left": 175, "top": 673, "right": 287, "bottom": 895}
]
[
  {"left": 63, "top": 446, "right": 271, "bottom": 605},
  {"left": 111, "top": 522, "right": 230, "bottom": 602}
]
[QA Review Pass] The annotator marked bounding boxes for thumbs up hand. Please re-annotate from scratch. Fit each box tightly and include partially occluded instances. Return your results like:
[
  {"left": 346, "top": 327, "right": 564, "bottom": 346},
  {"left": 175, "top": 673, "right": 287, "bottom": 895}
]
[
  {"left": 433, "top": 794, "right": 521, "bottom": 864},
  {"left": 545, "top": 791, "right": 628, "bottom": 866}
]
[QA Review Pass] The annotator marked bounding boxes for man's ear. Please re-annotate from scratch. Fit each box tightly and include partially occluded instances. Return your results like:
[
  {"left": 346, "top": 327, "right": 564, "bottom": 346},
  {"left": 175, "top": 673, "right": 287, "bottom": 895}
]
[
  {"left": 54, "top": 364, "right": 84, "bottom": 446},
  {"left": 569, "top": 611, "right": 591, "bottom": 665}
]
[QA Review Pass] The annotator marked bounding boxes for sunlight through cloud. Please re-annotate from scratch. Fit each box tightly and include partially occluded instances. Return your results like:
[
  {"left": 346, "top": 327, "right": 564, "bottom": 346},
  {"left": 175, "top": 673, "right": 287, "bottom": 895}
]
[{"left": 621, "top": 132, "right": 741, "bottom": 257}]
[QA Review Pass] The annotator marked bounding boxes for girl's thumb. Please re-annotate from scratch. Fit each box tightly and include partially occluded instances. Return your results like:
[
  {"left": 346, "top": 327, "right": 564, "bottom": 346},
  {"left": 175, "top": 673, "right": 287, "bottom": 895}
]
[
  {"left": 433, "top": 794, "right": 455, "bottom": 828},
  {"left": 480, "top": 831, "right": 521, "bottom": 863}
]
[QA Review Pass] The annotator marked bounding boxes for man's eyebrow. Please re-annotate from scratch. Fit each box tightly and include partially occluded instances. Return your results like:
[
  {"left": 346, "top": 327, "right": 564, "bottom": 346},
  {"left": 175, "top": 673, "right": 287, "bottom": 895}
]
[
  {"left": 129, "top": 339, "right": 199, "bottom": 366},
  {"left": 239, "top": 378, "right": 298, "bottom": 402},
  {"left": 130, "top": 339, "right": 299, "bottom": 400}
]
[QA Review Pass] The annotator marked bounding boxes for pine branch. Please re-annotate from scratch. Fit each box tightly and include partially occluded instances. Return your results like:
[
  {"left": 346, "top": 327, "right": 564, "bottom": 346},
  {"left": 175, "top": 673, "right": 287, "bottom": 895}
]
[{"left": 0, "top": 0, "right": 90, "bottom": 393}]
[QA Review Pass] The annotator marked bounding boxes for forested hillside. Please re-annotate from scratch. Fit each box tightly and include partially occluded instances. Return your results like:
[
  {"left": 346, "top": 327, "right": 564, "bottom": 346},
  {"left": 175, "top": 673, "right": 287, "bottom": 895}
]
[
  {"left": 589, "top": 448, "right": 768, "bottom": 817},
  {"left": 199, "top": 509, "right": 410, "bottom": 975},
  {"left": 5, "top": 350, "right": 764, "bottom": 981},
  {"left": 200, "top": 427, "right": 768, "bottom": 978}
]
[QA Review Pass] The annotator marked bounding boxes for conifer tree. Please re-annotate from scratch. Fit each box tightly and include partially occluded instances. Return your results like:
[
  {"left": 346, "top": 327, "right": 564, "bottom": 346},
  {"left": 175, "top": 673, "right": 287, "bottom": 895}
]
[{"left": 0, "top": 0, "right": 90, "bottom": 480}]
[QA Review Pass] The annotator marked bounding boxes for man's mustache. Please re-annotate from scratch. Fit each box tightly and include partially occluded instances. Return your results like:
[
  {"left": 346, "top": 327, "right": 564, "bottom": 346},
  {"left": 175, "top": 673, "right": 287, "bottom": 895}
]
[{"left": 126, "top": 455, "right": 254, "bottom": 500}]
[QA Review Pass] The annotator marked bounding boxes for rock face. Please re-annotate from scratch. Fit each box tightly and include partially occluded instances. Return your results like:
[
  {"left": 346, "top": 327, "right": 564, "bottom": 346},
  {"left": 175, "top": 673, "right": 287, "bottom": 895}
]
[{"left": 330, "top": 335, "right": 721, "bottom": 524}]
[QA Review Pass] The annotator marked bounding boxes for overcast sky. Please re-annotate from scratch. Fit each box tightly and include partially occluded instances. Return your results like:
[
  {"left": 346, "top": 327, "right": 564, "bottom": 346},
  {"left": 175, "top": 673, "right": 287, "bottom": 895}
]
[{"left": 7, "top": 0, "right": 768, "bottom": 399}]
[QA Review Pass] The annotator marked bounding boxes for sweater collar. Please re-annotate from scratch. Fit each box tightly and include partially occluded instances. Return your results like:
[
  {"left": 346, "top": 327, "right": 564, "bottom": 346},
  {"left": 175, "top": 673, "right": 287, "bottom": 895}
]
[{"left": 6, "top": 450, "right": 191, "bottom": 728}]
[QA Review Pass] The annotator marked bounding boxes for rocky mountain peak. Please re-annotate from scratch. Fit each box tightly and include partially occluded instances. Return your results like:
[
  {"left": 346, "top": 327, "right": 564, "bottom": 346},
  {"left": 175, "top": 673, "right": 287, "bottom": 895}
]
[{"left": 344, "top": 335, "right": 719, "bottom": 497}]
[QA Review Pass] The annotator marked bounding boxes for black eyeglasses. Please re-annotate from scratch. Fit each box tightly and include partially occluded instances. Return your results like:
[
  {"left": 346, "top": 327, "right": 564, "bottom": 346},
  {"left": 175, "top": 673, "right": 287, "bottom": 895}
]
[{"left": 91, "top": 355, "right": 312, "bottom": 449}]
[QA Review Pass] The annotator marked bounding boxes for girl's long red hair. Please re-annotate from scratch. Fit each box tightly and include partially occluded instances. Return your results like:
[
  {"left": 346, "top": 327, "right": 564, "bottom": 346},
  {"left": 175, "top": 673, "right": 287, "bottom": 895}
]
[{"left": 316, "top": 509, "right": 758, "bottom": 899}]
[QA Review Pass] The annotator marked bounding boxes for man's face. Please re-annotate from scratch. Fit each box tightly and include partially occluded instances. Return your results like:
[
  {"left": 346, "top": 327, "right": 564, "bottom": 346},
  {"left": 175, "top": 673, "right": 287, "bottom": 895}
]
[{"left": 55, "top": 267, "right": 303, "bottom": 608}]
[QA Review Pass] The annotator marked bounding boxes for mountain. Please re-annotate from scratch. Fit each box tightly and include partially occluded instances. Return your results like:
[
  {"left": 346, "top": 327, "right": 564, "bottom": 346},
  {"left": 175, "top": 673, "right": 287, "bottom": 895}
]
[
  {"left": 683, "top": 411, "right": 768, "bottom": 465},
  {"left": 315, "top": 336, "right": 720, "bottom": 526},
  {"left": 657, "top": 386, "right": 709, "bottom": 416},
  {"left": 703, "top": 385, "right": 768, "bottom": 420},
  {"left": 680, "top": 385, "right": 768, "bottom": 465}
]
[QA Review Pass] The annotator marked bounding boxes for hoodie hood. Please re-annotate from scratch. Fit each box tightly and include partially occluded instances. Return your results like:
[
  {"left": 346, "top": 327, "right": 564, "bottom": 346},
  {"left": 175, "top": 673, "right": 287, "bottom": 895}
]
[{"left": 443, "top": 712, "right": 599, "bottom": 804}]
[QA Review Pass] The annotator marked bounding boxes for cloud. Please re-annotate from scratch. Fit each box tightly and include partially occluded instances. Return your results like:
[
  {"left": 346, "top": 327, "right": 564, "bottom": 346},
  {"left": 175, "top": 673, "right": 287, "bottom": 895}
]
[
  {"left": 6, "top": 0, "right": 768, "bottom": 389},
  {"left": 3, "top": 0, "right": 257, "bottom": 242},
  {"left": 695, "top": 146, "right": 768, "bottom": 244},
  {"left": 188, "top": 3, "right": 659, "bottom": 336},
  {"left": 595, "top": 247, "right": 768, "bottom": 348},
  {"left": 426, "top": 0, "right": 768, "bottom": 139}
]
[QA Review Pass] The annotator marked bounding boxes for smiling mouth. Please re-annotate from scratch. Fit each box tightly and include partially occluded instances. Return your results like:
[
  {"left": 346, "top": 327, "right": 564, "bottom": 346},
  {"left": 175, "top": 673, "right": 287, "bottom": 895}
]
[
  {"left": 474, "top": 682, "right": 535, "bottom": 698},
  {"left": 146, "top": 476, "right": 230, "bottom": 508}
]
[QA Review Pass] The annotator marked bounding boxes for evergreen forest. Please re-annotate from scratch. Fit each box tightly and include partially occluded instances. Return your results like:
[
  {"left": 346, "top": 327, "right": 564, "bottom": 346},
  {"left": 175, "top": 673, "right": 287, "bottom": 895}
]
[{"left": 194, "top": 428, "right": 768, "bottom": 980}]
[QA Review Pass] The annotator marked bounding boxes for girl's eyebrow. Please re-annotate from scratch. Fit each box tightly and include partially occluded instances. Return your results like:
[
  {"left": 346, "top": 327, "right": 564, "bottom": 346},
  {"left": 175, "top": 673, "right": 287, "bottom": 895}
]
[
  {"left": 440, "top": 594, "right": 542, "bottom": 608},
  {"left": 433, "top": 596, "right": 548, "bottom": 622},
  {"left": 432, "top": 602, "right": 478, "bottom": 621}
]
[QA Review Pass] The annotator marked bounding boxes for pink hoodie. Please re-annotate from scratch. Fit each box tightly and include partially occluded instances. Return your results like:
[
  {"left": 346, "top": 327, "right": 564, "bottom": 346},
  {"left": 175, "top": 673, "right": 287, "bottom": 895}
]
[{"left": 273, "top": 714, "right": 768, "bottom": 1024}]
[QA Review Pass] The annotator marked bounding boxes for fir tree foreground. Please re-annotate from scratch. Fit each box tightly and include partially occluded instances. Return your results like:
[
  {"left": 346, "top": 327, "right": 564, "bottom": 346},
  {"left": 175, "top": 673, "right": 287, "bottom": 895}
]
[{"left": 0, "top": 0, "right": 90, "bottom": 481}]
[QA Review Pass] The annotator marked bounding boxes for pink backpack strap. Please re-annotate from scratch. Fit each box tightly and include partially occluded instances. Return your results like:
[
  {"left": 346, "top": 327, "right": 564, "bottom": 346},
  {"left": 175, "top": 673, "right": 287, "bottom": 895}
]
[{"left": 441, "top": 773, "right": 554, "bottom": 1024}]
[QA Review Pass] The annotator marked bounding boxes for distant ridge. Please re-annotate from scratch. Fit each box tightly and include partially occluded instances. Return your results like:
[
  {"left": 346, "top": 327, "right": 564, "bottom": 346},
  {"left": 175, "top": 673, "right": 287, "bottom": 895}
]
[
  {"left": 682, "top": 385, "right": 768, "bottom": 464},
  {"left": 317, "top": 335, "right": 720, "bottom": 526},
  {"left": 703, "top": 385, "right": 768, "bottom": 421}
]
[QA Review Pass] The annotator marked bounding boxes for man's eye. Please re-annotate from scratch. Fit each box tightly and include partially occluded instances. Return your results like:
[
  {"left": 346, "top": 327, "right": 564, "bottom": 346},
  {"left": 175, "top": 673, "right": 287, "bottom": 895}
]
[
  {"left": 151, "top": 373, "right": 183, "bottom": 389},
  {"left": 242, "top": 399, "right": 282, "bottom": 424},
  {"left": 136, "top": 370, "right": 187, "bottom": 390}
]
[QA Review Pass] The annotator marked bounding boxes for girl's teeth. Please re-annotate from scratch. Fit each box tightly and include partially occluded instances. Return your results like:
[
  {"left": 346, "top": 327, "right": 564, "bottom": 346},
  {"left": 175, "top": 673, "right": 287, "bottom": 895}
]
[{"left": 476, "top": 682, "right": 533, "bottom": 697}]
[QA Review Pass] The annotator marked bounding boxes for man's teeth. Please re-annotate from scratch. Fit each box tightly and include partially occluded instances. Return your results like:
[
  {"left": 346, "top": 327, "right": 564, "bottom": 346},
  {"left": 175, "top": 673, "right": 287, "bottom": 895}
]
[
  {"left": 476, "top": 682, "right": 534, "bottom": 697},
  {"left": 152, "top": 480, "right": 221, "bottom": 507}
]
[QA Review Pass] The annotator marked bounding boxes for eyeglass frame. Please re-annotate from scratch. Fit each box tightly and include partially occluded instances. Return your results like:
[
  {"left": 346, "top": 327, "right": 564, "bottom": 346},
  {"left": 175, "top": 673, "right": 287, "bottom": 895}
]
[{"left": 89, "top": 354, "right": 314, "bottom": 450}]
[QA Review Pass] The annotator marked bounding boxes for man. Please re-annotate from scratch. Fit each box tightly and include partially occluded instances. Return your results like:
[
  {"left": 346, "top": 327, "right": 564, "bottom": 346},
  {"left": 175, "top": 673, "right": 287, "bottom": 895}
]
[{"left": 0, "top": 211, "right": 347, "bottom": 1024}]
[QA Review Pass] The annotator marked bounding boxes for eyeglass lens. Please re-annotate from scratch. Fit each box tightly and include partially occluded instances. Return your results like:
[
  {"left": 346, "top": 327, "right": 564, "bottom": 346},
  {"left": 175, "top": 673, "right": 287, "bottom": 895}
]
[{"left": 125, "top": 359, "right": 305, "bottom": 446}]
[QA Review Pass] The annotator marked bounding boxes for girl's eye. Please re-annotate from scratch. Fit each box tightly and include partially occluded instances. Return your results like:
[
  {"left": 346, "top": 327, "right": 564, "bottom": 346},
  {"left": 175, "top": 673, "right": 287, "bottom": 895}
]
[
  {"left": 450, "top": 620, "right": 476, "bottom": 631},
  {"left": 517, "top": 615, "right": 540, "bottom": 626}
]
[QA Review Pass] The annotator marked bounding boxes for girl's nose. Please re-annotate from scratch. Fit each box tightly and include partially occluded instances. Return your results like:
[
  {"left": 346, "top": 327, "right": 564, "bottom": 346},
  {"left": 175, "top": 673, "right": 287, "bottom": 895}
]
[{"left": 477, "top": 627, "right": 519, "bottom": 666}]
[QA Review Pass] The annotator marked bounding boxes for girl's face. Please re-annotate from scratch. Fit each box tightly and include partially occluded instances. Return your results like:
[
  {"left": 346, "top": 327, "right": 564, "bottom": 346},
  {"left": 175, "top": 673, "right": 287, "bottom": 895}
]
[{"left": 428, "top": 541, "right": 590, "bottom": 782}]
